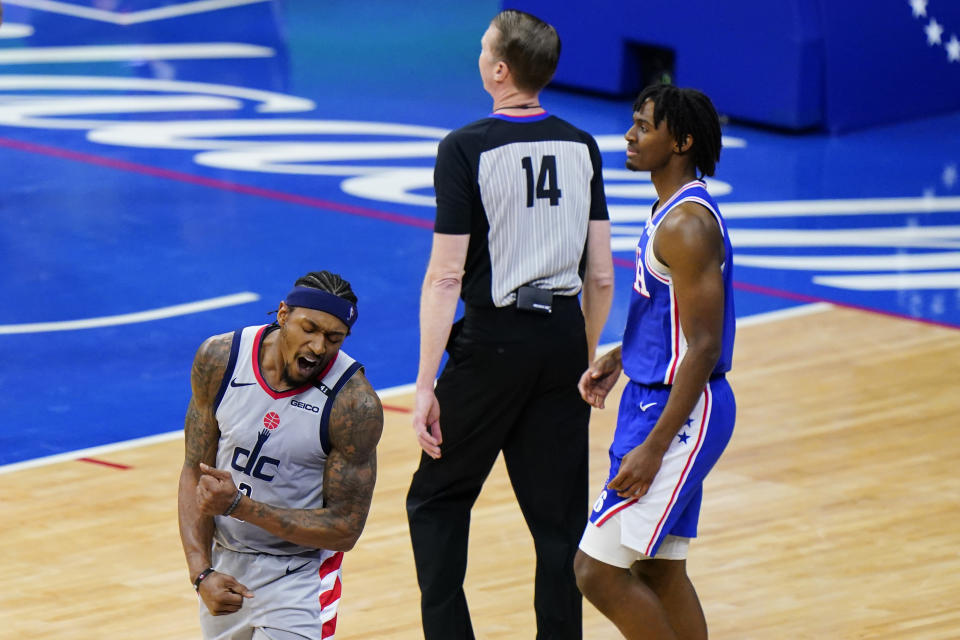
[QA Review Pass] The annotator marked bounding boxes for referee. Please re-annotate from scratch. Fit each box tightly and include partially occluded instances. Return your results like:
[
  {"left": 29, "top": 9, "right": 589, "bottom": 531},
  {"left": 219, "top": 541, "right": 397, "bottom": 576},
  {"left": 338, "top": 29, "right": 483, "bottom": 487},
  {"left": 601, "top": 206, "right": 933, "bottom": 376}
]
[{"left": 406, "top": 9, "right": 614, "bottom": 640}]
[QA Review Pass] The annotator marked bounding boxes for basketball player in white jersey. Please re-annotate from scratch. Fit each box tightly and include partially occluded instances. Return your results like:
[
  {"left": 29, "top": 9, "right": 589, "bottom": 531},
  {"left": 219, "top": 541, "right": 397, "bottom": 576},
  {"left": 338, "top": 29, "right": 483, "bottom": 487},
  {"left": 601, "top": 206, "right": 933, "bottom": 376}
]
[
  {"left": 178, "top": 271, "right": 383, "bottom": 640},
  {"left": 575, "top": 86, "right": 735, "bottom": 640}
]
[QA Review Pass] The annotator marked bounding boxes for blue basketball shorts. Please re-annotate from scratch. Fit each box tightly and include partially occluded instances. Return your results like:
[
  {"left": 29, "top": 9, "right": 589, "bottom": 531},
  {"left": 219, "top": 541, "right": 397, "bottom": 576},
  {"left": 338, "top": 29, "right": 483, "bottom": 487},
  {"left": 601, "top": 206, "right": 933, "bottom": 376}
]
[{"left": 582, "top": 376, "right": 735, "bottom": 561}]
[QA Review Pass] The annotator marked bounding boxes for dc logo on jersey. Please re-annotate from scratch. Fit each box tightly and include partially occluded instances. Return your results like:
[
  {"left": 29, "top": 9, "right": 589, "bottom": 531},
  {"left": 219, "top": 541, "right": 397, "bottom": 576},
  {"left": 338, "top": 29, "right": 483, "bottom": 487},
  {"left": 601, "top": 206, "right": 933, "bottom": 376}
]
[
  {"left": 263, "top": 411, "right": 280, "bottom": 430},
  {"left": 231, "top": 429, "right": 280, "bottom": 481}
]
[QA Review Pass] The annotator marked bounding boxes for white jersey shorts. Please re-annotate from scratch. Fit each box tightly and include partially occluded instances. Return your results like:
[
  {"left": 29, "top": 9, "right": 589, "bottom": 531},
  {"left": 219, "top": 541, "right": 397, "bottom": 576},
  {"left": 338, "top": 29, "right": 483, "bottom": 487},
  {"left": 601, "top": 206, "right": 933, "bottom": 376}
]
[
  {"left": 579, "top": 377, "right": 735, "bottom": 567},
  {"left": 199, "top": 543, "right": 344, "bottom": 640}
]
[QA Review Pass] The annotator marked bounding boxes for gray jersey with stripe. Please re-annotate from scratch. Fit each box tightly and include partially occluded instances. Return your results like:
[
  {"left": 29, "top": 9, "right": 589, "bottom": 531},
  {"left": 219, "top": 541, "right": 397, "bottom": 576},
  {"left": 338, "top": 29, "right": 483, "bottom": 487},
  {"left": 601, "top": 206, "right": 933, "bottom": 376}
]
[{"left": 212, "top": 324, "right": 362, "bottom": 556}]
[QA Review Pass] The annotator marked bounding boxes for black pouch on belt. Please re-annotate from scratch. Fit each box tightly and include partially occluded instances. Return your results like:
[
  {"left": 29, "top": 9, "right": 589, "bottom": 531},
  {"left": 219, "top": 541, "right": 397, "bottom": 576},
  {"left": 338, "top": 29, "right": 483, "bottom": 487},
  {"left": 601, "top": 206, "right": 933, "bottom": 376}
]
[{"left": 516, "top": 286, "right": 553, "bottom": 315}]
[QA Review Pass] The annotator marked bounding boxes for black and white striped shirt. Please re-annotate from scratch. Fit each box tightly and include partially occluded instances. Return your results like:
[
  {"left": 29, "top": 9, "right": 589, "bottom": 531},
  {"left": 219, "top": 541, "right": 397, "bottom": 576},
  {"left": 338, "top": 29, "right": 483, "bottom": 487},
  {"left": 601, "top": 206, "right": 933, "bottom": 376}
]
[{"left": 434, "top": 112, "right": 608, "bottom": 308}]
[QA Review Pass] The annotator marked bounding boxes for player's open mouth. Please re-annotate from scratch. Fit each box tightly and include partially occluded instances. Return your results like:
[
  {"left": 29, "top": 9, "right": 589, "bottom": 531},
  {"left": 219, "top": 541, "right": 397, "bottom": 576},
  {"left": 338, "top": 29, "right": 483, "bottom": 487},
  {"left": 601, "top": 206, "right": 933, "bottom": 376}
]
[{"left": 297, "top": 355, "right": 320, "bottom": 376}]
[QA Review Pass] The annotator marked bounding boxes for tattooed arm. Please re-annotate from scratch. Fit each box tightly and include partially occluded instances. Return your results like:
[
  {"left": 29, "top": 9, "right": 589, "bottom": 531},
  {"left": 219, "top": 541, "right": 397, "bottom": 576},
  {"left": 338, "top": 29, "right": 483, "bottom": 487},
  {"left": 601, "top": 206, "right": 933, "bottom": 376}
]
[
  {"left": 198, "top": 371, "right": 384, "bottom": 551},
  {"left": 178, "top": 333, "right": 253, "bottom": 614}
]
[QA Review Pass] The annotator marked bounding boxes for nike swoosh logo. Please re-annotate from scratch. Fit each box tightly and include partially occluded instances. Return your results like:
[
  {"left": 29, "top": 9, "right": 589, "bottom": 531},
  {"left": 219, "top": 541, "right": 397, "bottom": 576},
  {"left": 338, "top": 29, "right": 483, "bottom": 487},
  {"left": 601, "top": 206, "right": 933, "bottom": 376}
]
[
  {"left": 284, "top": 561, "right": 311, "bottom": 576},
  {"left": 639, "top": 402, "right": 657, "bottom": 412},
  {"left": 230, "top": 378, "right": 256, "bottom": 387}
]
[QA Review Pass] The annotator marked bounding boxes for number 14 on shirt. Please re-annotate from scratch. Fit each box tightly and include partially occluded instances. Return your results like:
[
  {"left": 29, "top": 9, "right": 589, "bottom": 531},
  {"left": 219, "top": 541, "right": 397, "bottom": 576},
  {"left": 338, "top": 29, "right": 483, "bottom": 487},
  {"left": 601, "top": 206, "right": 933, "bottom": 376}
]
[{"left": 521, "top": 155, "right": 562, "bottom": 207}]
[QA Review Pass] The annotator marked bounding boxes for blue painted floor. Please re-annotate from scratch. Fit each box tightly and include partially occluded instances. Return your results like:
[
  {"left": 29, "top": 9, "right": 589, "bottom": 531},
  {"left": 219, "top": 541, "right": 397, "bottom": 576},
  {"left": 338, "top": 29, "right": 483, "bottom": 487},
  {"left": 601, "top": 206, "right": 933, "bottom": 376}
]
[{"left": 1, "top": 1, "right": 958, "bottom": 465}]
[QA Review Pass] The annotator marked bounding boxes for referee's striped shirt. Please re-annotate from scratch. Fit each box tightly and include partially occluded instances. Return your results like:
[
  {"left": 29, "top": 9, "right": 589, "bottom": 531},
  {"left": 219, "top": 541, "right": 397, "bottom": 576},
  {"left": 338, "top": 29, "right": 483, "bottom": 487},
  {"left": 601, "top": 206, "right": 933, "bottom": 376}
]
[{"left": 434, "top": 112, "right": 608, "bottom": 308}]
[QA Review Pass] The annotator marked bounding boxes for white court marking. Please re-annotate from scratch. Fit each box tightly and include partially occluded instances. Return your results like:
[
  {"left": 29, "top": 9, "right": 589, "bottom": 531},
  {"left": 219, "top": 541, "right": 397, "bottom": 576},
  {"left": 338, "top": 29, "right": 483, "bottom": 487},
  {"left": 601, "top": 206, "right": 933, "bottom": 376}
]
[
  {"left": 0, "top": 304, "right": 831, "bottom": 475},
  {"left": 0, "top": 43, "right": 275, "bottom": 65},
  {"left": 0, "top": 292, "right": 260, "bottom": 335},
  {"left": 0, "top": 380, "right": 421, "bottom": 475},
  {"left": 2, "top": 0, "right": 271, "bottom": 25}
]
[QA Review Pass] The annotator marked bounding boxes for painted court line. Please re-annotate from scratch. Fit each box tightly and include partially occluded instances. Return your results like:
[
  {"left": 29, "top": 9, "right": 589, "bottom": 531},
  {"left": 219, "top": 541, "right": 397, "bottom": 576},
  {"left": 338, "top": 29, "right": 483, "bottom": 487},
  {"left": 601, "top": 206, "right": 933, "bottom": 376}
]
[
  {"left": 732, "top": 280, "right": 958, "bottom": 330},
  {"left": 0, "top": 137, "right": 434, "bottom": 229},
  {"left": 0, "top": 292, "right": 260, "bottom": 334},
  {"left": 0, "top": 431, "right": 185, "bottom": 475},
  {"left": 77, "top": 457, "right": 133, "bottom": 471},
  {"left": 617, "top": 253, "right": 956, "bottom": 330},
  {"left": 736, "top": 302, "right": 833, "bottom": 327},
  {"left": 4, "top": 0, "right": 270, "bottom": 25},
  {"left": 0, "top": 307, "right": 825, "bottom": 476},
  {"left": 0, "top": 43, "right": 276, "bottom": 65}
]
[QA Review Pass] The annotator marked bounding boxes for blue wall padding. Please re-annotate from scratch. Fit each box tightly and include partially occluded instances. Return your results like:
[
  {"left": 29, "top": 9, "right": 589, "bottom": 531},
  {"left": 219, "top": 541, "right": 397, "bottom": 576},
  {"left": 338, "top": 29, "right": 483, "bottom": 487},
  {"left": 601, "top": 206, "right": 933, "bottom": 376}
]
[{"left": 502, "top": 1, "right": 960, "bottom": 132}]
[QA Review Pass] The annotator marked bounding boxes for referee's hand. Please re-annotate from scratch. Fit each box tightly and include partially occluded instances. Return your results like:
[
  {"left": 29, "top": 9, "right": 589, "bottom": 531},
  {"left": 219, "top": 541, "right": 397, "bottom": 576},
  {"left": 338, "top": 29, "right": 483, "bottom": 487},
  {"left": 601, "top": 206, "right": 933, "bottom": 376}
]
[
  {"left": 412, "top": 388, "right": 443, "bottom": 459},
  {"left": 578, "top": 348, "right": 623, "bottom": 409}
]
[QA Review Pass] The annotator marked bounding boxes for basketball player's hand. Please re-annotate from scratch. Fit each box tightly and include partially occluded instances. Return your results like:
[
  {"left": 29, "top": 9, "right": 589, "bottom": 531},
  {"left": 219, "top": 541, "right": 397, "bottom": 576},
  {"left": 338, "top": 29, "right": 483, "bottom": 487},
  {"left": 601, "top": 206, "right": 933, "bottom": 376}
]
[
  {"left": 607, "top": 441, "right": 663, "bottom": 499},
  {"left": 578, "top": 348, "right": 622, "bottom": 409},
  {"left": 412, "top": 388, "right": 443, "bottom": 459},
  {"left": 196, "top": 463, "right": 239, "bottom": 516},
  {"left": 198, "top": 570, "right": 254, "bottom": 615}
]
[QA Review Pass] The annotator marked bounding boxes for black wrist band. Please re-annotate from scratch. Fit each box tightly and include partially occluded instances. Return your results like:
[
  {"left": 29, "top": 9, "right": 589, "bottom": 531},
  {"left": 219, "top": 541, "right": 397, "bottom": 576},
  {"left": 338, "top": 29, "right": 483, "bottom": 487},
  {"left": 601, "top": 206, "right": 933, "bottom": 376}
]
[
  {"left": 222, "top": 489, "right": 243, "bottom": 517},
  {"left": 193, "top": 567, "right": 215, "bottom": 591}
]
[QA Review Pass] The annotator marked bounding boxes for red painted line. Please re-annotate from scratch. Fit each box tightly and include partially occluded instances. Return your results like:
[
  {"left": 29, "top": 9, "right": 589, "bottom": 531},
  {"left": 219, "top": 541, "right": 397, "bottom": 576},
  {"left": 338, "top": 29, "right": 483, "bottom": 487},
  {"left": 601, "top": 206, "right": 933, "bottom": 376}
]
[
  {"left": 0, "top": 136, "right": 434, "bottom": 229},
  {"left": 77, "top": 457, "right": 132, "bottom": 470},
  {"left": 614, "top": 254, "right": 958, "bottom": 329},
  {"left": 382, "top": 404, "right": 412, "bottom": 413},
  {"left": 731, "top": 280, "right": 827, "bottom": 304},
  {"left": 3, "top": 135, "right": 955, "bottom": 331},
  {"left": 732, "top": 280, "right": 960, "bottom": 330}
]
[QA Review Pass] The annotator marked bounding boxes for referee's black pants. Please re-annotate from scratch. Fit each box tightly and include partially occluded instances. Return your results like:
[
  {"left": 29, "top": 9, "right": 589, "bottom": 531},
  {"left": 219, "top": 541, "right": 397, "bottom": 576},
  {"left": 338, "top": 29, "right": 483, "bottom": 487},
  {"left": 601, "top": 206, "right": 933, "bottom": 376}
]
[{"left": 406, "top": 298, "right": 590, "bottom": 640}]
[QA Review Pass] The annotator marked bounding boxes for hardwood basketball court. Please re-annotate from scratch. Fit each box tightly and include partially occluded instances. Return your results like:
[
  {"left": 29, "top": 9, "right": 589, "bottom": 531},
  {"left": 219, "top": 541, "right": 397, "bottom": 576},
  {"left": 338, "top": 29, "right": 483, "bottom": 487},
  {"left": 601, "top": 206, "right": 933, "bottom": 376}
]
[{"left": 3, "top": 304, "right": 958, "bottom": 639}]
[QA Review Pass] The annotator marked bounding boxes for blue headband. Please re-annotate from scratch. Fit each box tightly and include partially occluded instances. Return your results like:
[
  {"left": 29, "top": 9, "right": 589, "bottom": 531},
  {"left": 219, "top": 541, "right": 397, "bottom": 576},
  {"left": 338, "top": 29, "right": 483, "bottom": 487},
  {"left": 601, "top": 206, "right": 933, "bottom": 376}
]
[{"left": 285, "top": 286, "right": 358, "bottom": 328}]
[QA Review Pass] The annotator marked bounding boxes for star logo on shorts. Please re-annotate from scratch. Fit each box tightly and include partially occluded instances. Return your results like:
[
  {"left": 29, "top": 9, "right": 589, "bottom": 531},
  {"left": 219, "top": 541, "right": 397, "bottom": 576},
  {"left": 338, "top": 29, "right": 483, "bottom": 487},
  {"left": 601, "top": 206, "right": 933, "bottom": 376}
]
[{"left": 677, "top": 432, "right": 691, "bottom": 444}]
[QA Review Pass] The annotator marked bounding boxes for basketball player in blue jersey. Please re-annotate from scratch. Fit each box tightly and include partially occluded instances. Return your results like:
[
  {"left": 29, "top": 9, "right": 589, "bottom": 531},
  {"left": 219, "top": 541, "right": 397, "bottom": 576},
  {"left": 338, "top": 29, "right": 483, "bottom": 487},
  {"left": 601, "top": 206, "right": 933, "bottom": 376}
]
[
  {"left": 178, "top": 271, "right": 383, "bottom": 640},
  {"left": 574, "top": 85, "right": 735, "bottom": 640}
]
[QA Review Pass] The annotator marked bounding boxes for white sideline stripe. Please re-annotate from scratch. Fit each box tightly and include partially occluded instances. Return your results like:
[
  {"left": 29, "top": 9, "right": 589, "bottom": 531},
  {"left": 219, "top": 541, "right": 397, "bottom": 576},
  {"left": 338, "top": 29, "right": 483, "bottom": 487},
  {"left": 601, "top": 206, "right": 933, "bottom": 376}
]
[
  {"left": 736, "top": 302, "right": 833, "bottom": 327},
  {"left": 3, "top": 0, "right": 270, "bottom": 25},
  {"left": 0, "top": 43, "right": 275, "bottom": 65},
  {"left": 376, "top": 383, "right": 417, "bottom": 399},
  {"left": 0, "top": 292, "right": 260, "bottom": 334},
  {"left": 0, "top": 384, "right": 419, "bottom": 475},
  {"left": 0, "top": 431, "right": 185, "bottom": 475},
  {"left": 0, "top": 304, "right": 830, "bottom": 475}
]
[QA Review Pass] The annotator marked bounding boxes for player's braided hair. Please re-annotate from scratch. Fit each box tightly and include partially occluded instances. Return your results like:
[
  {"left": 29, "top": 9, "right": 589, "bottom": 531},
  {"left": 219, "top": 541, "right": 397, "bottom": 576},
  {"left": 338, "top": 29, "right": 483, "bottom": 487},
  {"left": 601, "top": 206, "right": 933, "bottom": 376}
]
[
  {"left": 634, "top": 84, "right": 722, "bottom": 178},
  {"left": 295, "top": 270, "right": 358, "bottom": 306}
]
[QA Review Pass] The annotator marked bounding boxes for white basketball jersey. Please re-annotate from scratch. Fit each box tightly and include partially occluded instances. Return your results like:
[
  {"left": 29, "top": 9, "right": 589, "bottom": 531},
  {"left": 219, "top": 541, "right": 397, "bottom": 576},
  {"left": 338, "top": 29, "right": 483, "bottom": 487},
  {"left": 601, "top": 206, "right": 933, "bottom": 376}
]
[{"left": 212, "top": 324, "right": 362, "bottom": 555}]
